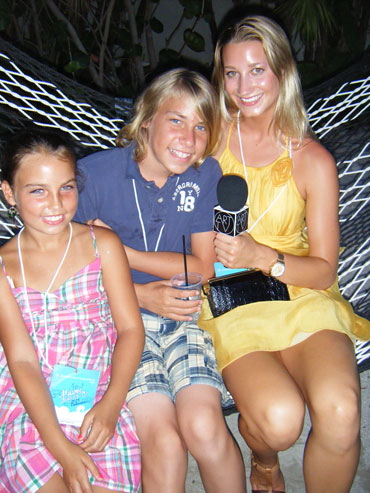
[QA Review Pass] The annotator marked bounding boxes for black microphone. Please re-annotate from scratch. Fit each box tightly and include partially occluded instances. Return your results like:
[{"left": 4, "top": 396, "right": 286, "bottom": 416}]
[{"left": 214, "top": 175, "right": 248, "bottom": 236}]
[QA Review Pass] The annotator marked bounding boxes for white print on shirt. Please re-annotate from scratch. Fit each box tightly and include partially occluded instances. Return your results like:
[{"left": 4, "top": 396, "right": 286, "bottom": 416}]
[{"left": 172, "top": 181, "right": 200, "bottom": 213}]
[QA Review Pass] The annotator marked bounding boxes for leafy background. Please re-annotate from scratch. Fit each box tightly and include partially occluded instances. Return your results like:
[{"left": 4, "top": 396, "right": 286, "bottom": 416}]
[{"left": 0, "top": 0, "right": 369, "bottom": 97}]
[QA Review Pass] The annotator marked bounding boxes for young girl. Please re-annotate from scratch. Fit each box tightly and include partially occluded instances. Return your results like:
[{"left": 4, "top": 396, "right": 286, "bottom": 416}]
[
  {"left": 0, "top": 130, "right": 144, "bottom": 493},
  {"left": 198, "top": 15, "right": 370, "bottom": 493},
  {"left": 75, "top": 68, "right": 246, "bottom": 492}
]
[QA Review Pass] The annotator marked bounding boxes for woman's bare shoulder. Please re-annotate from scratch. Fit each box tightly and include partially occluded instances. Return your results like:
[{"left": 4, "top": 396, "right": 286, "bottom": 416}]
[
  {"left": 292, "top": 136, "right": 338, "bottom": 200},
  {"left": 294, "top": 136, "right": 336, "bottom": 171}
]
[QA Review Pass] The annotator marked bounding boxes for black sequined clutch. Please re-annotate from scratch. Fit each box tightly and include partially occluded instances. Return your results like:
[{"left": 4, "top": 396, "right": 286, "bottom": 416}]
[{"left": 203, "top": 269, "right": 290, "bottom": 318}]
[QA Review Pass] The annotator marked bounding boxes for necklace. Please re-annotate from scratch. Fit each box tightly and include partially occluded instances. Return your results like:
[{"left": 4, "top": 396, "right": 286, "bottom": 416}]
[
  {"left": 236, "top": 111, "right": 289, "bottom": 233},
  {"left": 132, "top": 178, "right": 165, "bottom": 252},
  {"left": 17, "top": 222, "right": 73, "bottom": 369}
]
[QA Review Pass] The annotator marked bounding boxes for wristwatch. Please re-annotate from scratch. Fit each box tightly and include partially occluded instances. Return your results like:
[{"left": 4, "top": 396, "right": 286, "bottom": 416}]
[{"left": 269, "top": 251, "right": 285, "bottom": 277}]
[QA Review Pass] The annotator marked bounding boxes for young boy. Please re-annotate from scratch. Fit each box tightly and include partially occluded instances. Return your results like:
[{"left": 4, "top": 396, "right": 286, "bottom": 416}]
[{"left": 75, "top": 68, "right": 245, "bottom": 492}]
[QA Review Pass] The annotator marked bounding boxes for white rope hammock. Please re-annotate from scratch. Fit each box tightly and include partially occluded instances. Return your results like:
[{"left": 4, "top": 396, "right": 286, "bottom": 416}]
[{"left": 0, "top": 39, "right": 369, "bottom": 370}]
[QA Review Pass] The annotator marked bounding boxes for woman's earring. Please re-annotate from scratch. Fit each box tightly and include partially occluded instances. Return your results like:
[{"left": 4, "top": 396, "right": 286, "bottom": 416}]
[{"left": 7, "top": 205, "right": 17, "bottom": 224}]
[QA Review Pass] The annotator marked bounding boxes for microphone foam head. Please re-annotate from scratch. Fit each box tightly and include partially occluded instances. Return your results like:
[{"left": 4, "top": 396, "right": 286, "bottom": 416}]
[{"left": 217, "top": 174, "right": 248, "bottom": 211}]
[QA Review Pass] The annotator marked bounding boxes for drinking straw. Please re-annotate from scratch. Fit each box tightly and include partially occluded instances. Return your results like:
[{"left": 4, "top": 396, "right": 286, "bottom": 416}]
[{"left": 182, "top": 235, "right": 189, "bottom": 286}]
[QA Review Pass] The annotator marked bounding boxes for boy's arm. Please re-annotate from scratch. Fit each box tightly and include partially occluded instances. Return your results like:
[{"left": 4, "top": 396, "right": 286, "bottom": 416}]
[
  {"left": 125, "top": 158, "right": 221, "bottom": 282},
  {"left": 134, "top": 279, "right": 202, "bottom": 321},
  {"left": 131, "top": 231, "right": 217, "bottom": 321},
  {"left": 82, "top": 220, "right": 215, "bottom": 318},
  {"left": 125, "top": 230, "right": 217, "bottom": 282}
]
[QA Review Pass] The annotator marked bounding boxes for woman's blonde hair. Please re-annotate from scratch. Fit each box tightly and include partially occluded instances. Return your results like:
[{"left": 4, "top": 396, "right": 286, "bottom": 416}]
[
  {"left": 116, "top": 68, "right": 221, "bottom": 165},
  {"left": 213, "top": 15, "right": 312, "bottom": 145}
]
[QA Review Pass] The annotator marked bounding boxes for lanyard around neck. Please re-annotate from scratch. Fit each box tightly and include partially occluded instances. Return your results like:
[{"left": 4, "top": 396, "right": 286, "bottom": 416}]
[
  {"left": 17, "top": 222, "right": 73, "bottom": 369},
  {"left": 236, "top": 111, "right": 289, "bottom": 233},
  {"left": 132, "top": 178, "right": 165, "bottom": 252}
]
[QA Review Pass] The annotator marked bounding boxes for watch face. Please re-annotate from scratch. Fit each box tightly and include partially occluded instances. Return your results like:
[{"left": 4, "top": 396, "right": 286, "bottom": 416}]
[{"left": 271, "top": 262, "right": 285, "bottom": 277}]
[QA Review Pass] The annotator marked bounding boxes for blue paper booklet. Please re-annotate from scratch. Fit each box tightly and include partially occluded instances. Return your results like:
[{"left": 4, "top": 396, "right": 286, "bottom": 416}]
[
  {"left": 49, "top": 364, "right": 101, "bottom": 426},
  {"left": 214, "top": 262, "right": 248, "bottom": 277}
]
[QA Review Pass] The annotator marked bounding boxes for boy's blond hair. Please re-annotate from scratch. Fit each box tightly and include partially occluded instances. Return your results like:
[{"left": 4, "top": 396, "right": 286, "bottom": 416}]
[{"left": 116, "top": 68, "right": 221, "bottom": 165}]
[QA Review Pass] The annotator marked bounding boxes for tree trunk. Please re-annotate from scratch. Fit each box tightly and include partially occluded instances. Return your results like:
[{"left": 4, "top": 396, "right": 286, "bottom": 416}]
[
  {"left": 45, "top": 0, "right": 101, "bottom": 88},
  {"left": 123, "top": 0, "right": 145, "bottom": 91},
  {"left": 98, "top": 0, "right": 116, "bottom": 89},
  {"left": 144, "top": 0, "right": 157, "bottom": 70}
]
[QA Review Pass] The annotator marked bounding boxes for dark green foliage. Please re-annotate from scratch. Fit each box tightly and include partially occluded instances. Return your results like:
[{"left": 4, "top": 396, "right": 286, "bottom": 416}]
[
  {"left": 64, "top": 52, "right": 90, "bottom": 73},
  {"left": 0, "top": 0, "right": 368, "bottom": 95},
  {"left": 179, "top": 0, "right": 203, "bottom": 18},
  {"left": 150, "top": 17, "right": 164, "bottom": 33},
  {"left": 0, "top": 0, "right": 11, "bottom": 32},
  {"left": 183, "top": 29, "right": 205, "bottom": 52}
]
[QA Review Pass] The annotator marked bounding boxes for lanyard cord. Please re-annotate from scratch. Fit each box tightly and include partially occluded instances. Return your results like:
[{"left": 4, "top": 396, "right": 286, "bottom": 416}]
[
  {"left": 132, "top": 179, "right": 165, "bottom": 252},
  {"left": 237, "top": 111, "right": 289, "bottom": 233},
  {"left": 17, "top": 222, "right": 73, "bottom": 370},
  {"left": 236, "top": 111, "right": 249, "bottom": 189}
]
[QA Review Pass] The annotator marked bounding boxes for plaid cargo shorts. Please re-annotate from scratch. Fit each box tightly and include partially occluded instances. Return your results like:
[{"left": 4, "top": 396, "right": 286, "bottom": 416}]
[{"left": 127, "top": 313, "right": 232, "bottom": 408}]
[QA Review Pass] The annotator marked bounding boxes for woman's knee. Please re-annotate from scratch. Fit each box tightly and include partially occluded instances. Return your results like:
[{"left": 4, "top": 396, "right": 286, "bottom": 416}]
[
  {"left": 310, "top": 386, "right": 360, "bottom": 452},
  {"left": 240, "top": 397, "right": 305, "bottom": 450}
]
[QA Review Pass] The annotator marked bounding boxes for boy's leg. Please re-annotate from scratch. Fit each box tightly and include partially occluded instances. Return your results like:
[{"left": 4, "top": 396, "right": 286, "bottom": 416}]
[
  {"left": 129, "top": 393, "right": 187, "bottom": 493},
  {"left": 166, "top": 322, "right": 246, "bottom": 492},
  {"left": 176, "top": 385, "right": 246, "bottom": 493},
  {"left": 127, "top": 314, "right": 188, "bottom": 493}
]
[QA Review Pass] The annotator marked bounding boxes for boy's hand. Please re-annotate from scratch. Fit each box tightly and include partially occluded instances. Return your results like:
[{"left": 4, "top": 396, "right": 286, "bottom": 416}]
[
  {"left": 86, "top": 218, "right": 112, "bottom": 230},
  {"left": 78, "top": 399, "right": 119, "bottom": 453},
  {"left": 137, "top": 280, "right": 202, "bottom": 321}
]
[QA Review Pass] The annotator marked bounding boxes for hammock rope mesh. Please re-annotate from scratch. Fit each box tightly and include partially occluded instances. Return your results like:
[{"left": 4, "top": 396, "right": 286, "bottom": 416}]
[{"left": 0, "top": 38, "right": 369, "bottom": 371}]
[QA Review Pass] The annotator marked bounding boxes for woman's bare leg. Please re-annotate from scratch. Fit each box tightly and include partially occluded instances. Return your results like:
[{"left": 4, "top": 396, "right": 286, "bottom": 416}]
[
  {"left": 175, "top": 384, "right": 246, "bottom": 493},
  {"left": 223, "top": 351, "right": 305, "bottom": 491},
  {"left": 281, "top": 330, "right": 360, "bottom": 493}
]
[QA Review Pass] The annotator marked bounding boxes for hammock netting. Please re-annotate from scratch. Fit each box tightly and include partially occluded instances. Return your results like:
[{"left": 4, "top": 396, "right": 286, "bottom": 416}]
[{"left": 0, "top": 38, "right": 369, "bottom": 371}]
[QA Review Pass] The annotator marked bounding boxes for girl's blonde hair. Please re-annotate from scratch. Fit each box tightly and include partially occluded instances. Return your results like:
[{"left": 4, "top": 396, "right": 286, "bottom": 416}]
[
  {"left": 213, "top": 15, "right": 312, "bottom": 145},
  {"left": 116, "top": 68, "right": 221, "bottom": 165}
]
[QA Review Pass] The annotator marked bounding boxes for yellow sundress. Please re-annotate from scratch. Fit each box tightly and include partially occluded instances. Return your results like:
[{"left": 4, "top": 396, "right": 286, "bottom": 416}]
[{"left": 198, "top": 126, "right": 370, "bottom": 371}]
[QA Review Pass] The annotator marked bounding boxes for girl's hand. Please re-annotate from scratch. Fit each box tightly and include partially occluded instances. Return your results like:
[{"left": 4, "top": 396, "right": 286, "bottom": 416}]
[
  {"left": 214, "top": 231, "right": 259, "bottom": 270},
  {"left": 78, "top": 399, "right": 119, "bottom": 453},
  {"left": 59, "top": 440, "right": 102, "bottom": 493},
  {"left": 137, "top": 280, "right": 202, "bottom": 321}
]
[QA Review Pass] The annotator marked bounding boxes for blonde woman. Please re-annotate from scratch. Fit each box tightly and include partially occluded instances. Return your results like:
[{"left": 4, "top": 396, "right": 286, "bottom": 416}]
[{"left": 199, "top": 15, "right": 370, "bottom": 493}]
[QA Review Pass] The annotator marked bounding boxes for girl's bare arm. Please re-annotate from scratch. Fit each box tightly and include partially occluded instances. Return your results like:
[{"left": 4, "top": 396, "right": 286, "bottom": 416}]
[
  {"left": 0, "top": 268, "right": 101, "bottom": 491},
  {"left": 79, "top": 226, "right": 144, "bottom": 452}
]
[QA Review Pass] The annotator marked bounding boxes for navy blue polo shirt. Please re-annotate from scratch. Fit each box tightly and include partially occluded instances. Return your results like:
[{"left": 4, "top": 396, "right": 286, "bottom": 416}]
[{"left": 75, "top": 144, "right": 222, "bottom": 285}]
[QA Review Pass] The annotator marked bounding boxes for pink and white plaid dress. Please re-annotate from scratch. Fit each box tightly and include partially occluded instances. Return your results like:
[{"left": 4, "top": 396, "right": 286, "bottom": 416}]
[{"left": 0, "top": 229, "right": 141, "bottom": 492}]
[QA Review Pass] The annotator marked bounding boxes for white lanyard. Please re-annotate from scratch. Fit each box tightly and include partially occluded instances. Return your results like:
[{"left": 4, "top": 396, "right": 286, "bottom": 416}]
[
  {"left": 237, "top": 111, "right": 289, "bottom": 233},
  {"left": 17, "top": 223, "right": 73, "bottom": 370},
  {"left": 132, "top": 179, "right": 165, "bottom": 252}
]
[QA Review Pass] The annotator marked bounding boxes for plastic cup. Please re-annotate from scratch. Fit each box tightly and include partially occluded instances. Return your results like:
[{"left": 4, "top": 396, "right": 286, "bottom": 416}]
[{"left": 170, "top": 272, "right": 203, "bottom": 322}]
